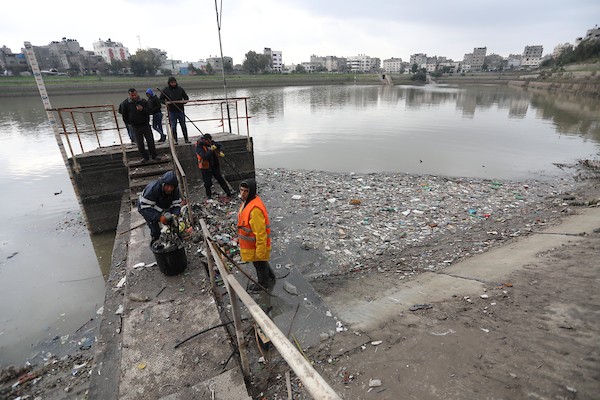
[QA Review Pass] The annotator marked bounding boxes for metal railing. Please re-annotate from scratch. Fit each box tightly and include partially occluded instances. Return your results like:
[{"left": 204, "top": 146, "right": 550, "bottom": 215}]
[{"left": 199, "top": 220, "right": 341, "bottom": 400}]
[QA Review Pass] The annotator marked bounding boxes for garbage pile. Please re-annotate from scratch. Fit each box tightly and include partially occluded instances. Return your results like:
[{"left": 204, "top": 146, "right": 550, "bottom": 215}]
[{"left": 253, "top": 168, "right": 581, "bottom": 278}]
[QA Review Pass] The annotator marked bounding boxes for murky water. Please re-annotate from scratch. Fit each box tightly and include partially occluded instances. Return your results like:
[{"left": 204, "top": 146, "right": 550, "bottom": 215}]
[{"left": 0, "top": 83, "right": 598, "bottom": 366}]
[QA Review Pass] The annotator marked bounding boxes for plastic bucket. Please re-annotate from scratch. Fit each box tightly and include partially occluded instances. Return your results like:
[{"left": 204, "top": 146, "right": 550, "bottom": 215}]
[{"left": 151, "top": 243, "right": 187, "bottom": 276}]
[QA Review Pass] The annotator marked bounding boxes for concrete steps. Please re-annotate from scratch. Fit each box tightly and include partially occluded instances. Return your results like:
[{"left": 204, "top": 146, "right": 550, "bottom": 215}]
[{"left": 127, "top": 154, "right": 174, "bottom": 203}]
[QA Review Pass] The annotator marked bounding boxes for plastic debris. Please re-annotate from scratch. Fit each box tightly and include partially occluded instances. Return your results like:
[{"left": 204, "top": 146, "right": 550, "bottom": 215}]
[
  {"left": 283, "top": 281, "right": 298, "bottom": 295},
  {"left": 115, "top": 276, "right": 126, "bottom": 288},
  {"left": 369, "top": 379, "right": 382, "bottom": 387}
]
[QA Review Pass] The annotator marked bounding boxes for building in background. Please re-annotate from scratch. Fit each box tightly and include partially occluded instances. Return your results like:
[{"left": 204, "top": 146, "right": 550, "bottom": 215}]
[
  {"left": 382, "top": 57, "right": 403, "bottom": 73},
  {"left": 264, "top": 47, "right": 283, "bottom": 72},
  {"left": 346, "top": 54, "right": 373, "bottom": 72},
  {"left": 206, "top": 56, "right": 233, "bottom": 72},
  {"left": 522, "top": 45, "right": 543, "bottom": 68},
  {"left": 0, "top": 46, "right": 28, "bottom": 75},
  {"left": 28, "top": 38, "right": 106, "bottom": 75},
  {"left": 93, "top": 38, "right": 130, "bottom": 63},
  {"left": 409, "top": 53, "right": 427, "bottom": 68}
]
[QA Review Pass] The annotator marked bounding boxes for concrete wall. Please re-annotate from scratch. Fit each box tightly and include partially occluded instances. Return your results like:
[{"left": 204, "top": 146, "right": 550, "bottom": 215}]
[{"left": 72, "top": 133, "right": 255, "bottom": 234}]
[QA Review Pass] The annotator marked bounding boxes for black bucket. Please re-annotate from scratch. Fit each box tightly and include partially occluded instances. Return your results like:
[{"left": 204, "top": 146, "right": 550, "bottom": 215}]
[{"left": 151, "top": 243, "right": 187, "bottom": 276}]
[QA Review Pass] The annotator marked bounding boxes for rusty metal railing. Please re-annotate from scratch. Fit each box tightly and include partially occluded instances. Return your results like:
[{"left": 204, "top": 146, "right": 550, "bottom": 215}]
[{"left": 199, "top": 220, "right": 341, "bottom": 400}]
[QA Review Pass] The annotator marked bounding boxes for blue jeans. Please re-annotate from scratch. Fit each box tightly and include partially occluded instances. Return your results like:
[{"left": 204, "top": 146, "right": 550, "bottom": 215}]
[
  {"left": 168, "top": 110, "right": 188, "bottom": 142},
  {"left": 152, "top": 112, "right": 165, "bottom": 140}
]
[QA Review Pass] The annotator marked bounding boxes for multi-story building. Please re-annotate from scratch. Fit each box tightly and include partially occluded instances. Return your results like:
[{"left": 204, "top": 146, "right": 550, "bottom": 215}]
[
  {"left": 206, "top": 56, "right": 233, "bottom": 72},
  {"left": 522, "top": 45, "right": 543, "bottom": 68},
  {"left": 0, "top": 46, "right": 28, "bottom": 74},
  {"left": 382, "top": 57, "right": 403, "bottom": 73},
  {"left": 471, "top": 47, "right": 486, "bottom": 70},
  {"left": 346, "top": 54, "right": 372, "bottom": 72},
  {"left": 264, "top": 48, "right": 283, "bottom": 72},
  {"left": 93, "top": 38, "right": 130, "bottom": 63},
  {"left": 29, "top": 38, "right": 106, "bottom": 74},
  {"left": 506, "top": 54, "right": 521, "bottom": 69},
  {"left": 310, "top": 55, "right": 326, "bottom": 70},
  {"left": 409, "top": 53, "right": 427, "bottom": 68},
  {"left": 325, "top": 56, "right": 346, "bottom": 72}
]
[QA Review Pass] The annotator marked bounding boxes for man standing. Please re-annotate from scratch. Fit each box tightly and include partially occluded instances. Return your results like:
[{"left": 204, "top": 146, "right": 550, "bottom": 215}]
[
  {"left": 118, "top": 98, "right": 135, "bottom": 144},
  {"left": 237, "top": 179, "right": 276, "bottom": 291},
  {"left": 159, "top": 76, "right": 190, "bottom": 144},
  {"left": 138, "top": 171, "right": 182, "bottom": 242},
  {"left": 195, "top": 134, "right": 232, "bottom": 198},
  {"left": 145, "top": 88, "right": 166, "bottom": 143},
  {"left": 120, "top": 88, "right": 159, "bottom": 163}
]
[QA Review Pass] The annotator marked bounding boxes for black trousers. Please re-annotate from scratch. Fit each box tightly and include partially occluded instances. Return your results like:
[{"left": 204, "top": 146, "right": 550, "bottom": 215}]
[
  {"left": 132, "top": 124, "right": 157, "bottom": 160},
  {"left": 253, "top": 261, "right": 276, "bottom": 286},
  {"left": 201, "top": 166, "right": 231, "bottom": 197}
]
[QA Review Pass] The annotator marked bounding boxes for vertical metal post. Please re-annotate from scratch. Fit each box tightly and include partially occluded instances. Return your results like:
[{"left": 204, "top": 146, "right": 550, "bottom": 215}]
[
  {"left": 90, "top": 112, "right": 102, "bottom": 147},
  {"left": 23, "top": 41, "right": 90, "bottom": 229}
]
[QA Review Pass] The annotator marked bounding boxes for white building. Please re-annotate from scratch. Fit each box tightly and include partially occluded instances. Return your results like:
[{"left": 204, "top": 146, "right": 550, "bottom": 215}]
[
  {"left": 382, "top": 57, "right": 403, "bottom": 73},
  {"left": 346, "top": 54, "right": 372, "bottom": 72},
  {"left": 522, "top": 45, "right": 543, "bottom": 68},
  {"left": 471, "top": 47, "right": 486, "bottom": 70},
  {"left": 264, "top": 48, "right": 283, "bottom": 72},
  {"left": 93, "top": 39, "right": 130, "bottom": 63}
]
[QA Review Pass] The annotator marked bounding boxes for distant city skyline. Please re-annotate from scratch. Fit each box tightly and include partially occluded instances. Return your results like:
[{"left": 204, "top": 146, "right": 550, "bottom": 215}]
[{"left": 1, "top": 0, "right": 598, "bottom": 65}]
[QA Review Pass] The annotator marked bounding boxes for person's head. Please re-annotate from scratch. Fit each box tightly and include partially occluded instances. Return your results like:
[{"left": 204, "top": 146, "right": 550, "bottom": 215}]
[
  {"left": 145, "top": 88, "right": 154, "bottom": 98},
  {"left": 128, "top": 88, "right": 139, "bottom": 101},
  {"left": 168, "top": 76, "right": 177, "bottom": 88},
  {"left": 239, "top": 179, "right": 256, "bottom": 202},
  {"left": 160, "top": 171, "right": 178, "bottom": 195},
  {"left": 202, "top": 133, "right": 212, "bottom": 144}
]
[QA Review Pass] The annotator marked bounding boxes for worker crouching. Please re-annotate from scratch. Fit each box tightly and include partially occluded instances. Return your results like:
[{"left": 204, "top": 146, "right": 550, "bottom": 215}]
[{"left": 138, "top": 171, "right": 183, "bottom": 242}]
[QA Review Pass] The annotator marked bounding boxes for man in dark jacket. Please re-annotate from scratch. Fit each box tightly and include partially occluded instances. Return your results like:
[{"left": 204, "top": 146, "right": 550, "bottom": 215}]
[
  {"left": 137, "top": 171, "right": 182, "bottom": 241},
  {"left": 195, "top": 134, "right": 232, "bottom": 198},
  {"left": 118, "top": 98, "right": 135, "bottom": 143},
  {"left": 120, "top": 88, "right": 159, "bottom": 162},
  {"left": 159, "top": 76, "right": 190, "bottom": 144},
  {"left": 145, "top": 88, "right": 166, "bottom": 143}
]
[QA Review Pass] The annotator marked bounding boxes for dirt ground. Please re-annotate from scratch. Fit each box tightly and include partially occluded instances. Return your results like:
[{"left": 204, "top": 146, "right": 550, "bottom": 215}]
[
  {"left": 308, "top": 232, "right": 600, "bottom": 400},
  {"left": 2, "top": 161, "right": 599, "bottom": 400}
]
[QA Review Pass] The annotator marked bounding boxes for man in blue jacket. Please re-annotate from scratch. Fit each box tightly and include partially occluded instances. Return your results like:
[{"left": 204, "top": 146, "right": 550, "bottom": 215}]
[
  {"left": 145, "top": 88, "right": 166, "bottom": 143},
  {"left": 138, "top": 171, "right": 182, "bottom": 242}
]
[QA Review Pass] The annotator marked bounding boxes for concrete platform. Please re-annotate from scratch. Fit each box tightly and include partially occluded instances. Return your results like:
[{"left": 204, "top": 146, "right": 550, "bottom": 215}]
[{"left": 89, "top": 195, "right": 251, "bottom": 399}]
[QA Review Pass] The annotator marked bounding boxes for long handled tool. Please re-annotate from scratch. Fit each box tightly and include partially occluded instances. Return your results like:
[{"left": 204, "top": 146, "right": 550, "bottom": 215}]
[{"left": 156, "top": 86, "right": 205, "bottom": 135}]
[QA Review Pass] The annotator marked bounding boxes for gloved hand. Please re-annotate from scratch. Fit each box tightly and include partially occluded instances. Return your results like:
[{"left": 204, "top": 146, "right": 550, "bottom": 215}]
[
  {"left": 159, "top": 215, "right": 168, "bottom": 224},
  {"left": 159, "top": 212, "right": 173, "bottom": 225},
  {"left": 219, "top": 151, "right": 225, "bottom": 157},
  {"left": 210, "top": 145, "right": 217, "bottom": 150}
]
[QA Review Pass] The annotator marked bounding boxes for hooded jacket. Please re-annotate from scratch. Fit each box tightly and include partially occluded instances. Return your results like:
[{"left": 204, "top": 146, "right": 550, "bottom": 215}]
[
  {"left": 237, "top": 179, "right": 271, "bottom": 262},
  {"left": 137, "top": 171, "right": 182, "bottom": 222},
  {"left": 159, "top": 78, "right": 189, "bottom": 113}
]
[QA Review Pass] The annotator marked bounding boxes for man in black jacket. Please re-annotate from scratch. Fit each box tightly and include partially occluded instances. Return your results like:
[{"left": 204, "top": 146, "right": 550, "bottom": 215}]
[
  {"left": 145, "top": 88, "right": 166, "bottom": 143},
  {"left": 120, "top": 88, "right": 159, "bottom": 162},
  {"left": 159, "top": 77, "right": 190, "bottom": 144}
]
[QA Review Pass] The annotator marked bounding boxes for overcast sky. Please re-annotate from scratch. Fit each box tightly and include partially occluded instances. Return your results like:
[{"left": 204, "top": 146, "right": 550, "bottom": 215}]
[{"left": 1, "top": 0, "right": 598, "bottom": 65}]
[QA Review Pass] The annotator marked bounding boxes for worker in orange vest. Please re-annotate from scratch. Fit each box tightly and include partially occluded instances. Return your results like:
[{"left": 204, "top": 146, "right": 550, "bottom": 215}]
[{"left": 237, "top": 179, "right": 276, "bottom": 291}]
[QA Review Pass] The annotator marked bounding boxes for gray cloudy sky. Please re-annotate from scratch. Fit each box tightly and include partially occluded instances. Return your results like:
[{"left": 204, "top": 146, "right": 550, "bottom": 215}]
[{"left": 1, "top": 0, "right": 598, "bottom": 65}]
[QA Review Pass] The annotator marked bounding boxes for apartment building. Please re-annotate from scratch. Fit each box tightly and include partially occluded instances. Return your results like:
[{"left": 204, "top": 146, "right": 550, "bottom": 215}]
[
  {"left": 264, "top": 47, "right": 283, "bottom": 72},
  {"left": 93, "top": 38, "right": 130, "bottom": 63},
  {"left": 409, "top": 53, "right": 427, "bottom": 68},
  {"left": 325, "top": 56, "right": 346, "bottom": 72},
  {"left": 0, "top": 46, "right": 28, "bottom": 74},
  {"left": 206, "top": 56, "right": 233, "bottom": 72},
  {"left": 382, "top": 57, "right": 403, "bottom": 73},
  {"left": 522, "top": 45, "right": 543, "bottom": 68},
  {"left": 346, "top": 54, "right": 372, "bottom": 72}
]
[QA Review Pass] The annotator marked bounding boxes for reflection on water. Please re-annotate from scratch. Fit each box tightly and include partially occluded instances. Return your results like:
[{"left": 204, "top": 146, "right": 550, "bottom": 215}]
[{"left": 0, "top": 83, "right": 598, "bottom": 366}]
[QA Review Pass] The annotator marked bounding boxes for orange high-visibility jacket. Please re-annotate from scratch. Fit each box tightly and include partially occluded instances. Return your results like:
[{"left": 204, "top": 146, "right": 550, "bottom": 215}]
[
  {"left": 237, "top": 197, "right": 271, "bottom": 262},
  {"left": 196, "top": 142, "right": 211, "bottom": 170}
]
